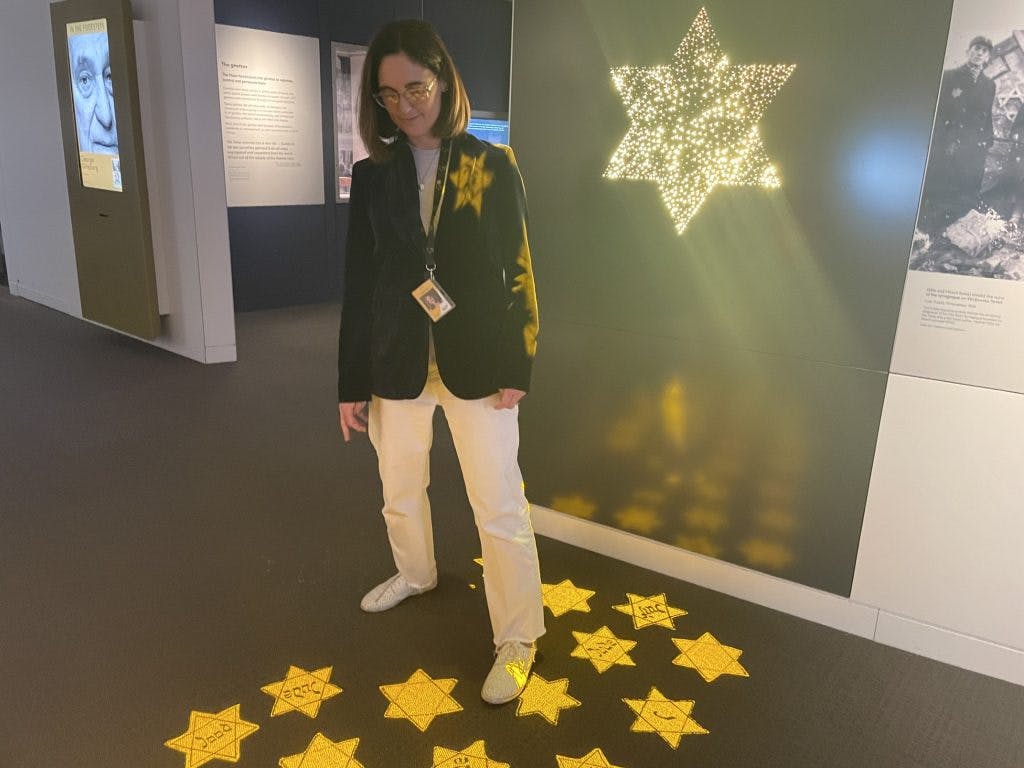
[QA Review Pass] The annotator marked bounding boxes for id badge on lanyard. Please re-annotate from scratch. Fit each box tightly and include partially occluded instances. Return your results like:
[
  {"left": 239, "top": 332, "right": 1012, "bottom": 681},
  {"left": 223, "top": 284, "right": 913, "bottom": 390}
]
[{"left": 412, "top": 140, "right": 456, "bottom": 323}]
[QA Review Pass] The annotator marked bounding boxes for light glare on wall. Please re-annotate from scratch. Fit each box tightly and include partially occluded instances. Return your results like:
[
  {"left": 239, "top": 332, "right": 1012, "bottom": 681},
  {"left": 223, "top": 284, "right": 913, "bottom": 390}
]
[{"left": 604, "top": 7, "right": 795, "bottom": 234}]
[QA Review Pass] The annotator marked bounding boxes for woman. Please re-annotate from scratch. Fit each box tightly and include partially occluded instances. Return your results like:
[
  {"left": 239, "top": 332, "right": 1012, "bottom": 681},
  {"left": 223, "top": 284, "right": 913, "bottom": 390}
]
[{"left": 337, "top": 19, "right": 544, "bottom": 705}]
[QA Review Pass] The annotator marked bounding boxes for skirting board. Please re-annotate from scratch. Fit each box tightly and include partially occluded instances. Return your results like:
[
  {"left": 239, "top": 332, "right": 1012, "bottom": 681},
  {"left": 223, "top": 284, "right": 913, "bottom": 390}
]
[
  {"left": 8, "top": 281, "right": 78, "bottom": 317},
  {"left": 532, "top": 505, "right": 1024, "bottom": 686}
]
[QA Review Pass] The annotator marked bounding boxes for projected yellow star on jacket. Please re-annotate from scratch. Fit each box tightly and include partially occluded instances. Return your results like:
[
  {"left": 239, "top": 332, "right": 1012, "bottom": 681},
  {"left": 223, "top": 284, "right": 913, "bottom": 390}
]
[{"left": 604, "top": 6, "right": 795, "bottom": 233}]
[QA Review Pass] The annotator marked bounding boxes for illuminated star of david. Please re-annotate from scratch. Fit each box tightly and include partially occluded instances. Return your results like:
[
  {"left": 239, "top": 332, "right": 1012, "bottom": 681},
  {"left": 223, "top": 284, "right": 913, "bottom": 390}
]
[
  {"left": 450, "top": 151, "right": 494, "bottom": 216},
  {"left": 613, "top": 592, "right": 687, "bottom": 630},
  {"left": 623, "top": 687, "right": 708, "bottom": 748},
  {"left": 380, "top": 668, "right": 463, "bottom": 732},
  {"left": 604, "top": 6, "right": 795, "bottom": 233},
  {"left": 541, "top": 579, "right": 597, "bottom": 617},
  {"left": 515, "top": 673, "right": 582, "bottom": 725},
  {"left": 672, "top": 631, "right": 750, "bottom": 682},
  {"left": 164, "top": 704, "right": 259, "bottom": 768},
  {"left": 261, "top": 665, "right": 343, "bottom": 718},
  {"left": 279, "top": 733, "right": 364, "bottom": 768},
  {"left": 431, "top": 739, "right": 509, "bottom": 768},
  {"left": 571, "top": 625, "right": 637, "bottom": 673},
  {"left": 556, "top": 748, "right": 626, "bottom": 768}
]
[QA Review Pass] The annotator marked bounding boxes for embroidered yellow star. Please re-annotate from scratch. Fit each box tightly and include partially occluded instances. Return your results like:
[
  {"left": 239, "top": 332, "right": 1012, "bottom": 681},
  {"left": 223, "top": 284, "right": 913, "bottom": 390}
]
[
  {"left": 261, "top": 665, "right": 342, "bottom": 718},
  {"left": 449, "top": 152, "right": 493, "bottom": 217},
  {"left": 542, "top": 579, "right": 596, "bottom": 617},
  {"left": 613, "top": 592, "right": 687, "bottom": 630},
  {"left": 380, "top": 668, "right": 462, "bottom": 732},
  {"left": 604, "top": 7, "right": 795, "bottom": 233},
  {"left": 515, "top": 673, "right": 581, "bottom": 725},
  {"left": 623, "top": 687, "right": 708, "bottom": 748},
  {"left": 431, "top": 739, "right": 509, "bottom": 768},
  {"left": 164, "top": 704, "right": 259, "bottom": 768},
  {"left": 571, "top": 626, "right": 637, "bottom": 673},
  {"left": 672, "top": 631, "right": 749, "bottom": 682},
  {"left": 556, "top": 748, "right": 625, "bottom": 768},
  {"left": 279, "top": 733, "right": 364, "bottom": 768}
]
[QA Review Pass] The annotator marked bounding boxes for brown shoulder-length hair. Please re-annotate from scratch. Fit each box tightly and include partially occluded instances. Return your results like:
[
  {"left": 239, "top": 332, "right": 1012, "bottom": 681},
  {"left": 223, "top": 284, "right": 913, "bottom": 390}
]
[{"left": 358, "top": 19, "right": 471, "bottom": 161}]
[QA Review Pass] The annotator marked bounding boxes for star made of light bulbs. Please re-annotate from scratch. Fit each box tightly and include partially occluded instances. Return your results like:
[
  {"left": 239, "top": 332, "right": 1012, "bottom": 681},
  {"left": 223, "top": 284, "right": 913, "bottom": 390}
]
[{"left": 604, "top": 7, "right": 795, "bottom": 234}]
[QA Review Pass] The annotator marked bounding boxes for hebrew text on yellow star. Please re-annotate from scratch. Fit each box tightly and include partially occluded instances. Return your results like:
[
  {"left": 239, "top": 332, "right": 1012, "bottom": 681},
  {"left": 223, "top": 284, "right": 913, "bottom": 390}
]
[
  {"left": 279, "top": 733, "right": 364, "bottom": 768},
  {"left": 556, "top": 748, "right": 625, "bottom": 768},
  {"left": 380, "top": 668, "right": 462, "bottom": 732},
  {"left": 261, "top": 665, "right": 342, "bottom": 718},
  {"left": 515, "top": 673, "right": 582, "bottom": 725},
  {"left": 164, "top": 704, "right": 259, "bottom": 768},
  {"left": 613, "top": 592, "right": 687, "bottom": 630},
  {"left": 604, "top": 6, "right": 795, "bottom": 233},
  {"left": 449, "top": 152, "right": 493, "bottom": 217},
  {"left": 571, "top": 625, "right": 637, "bottom": 673},
  {"left": 623, "top": 687, "right": 708, "bottom": 748},
  {"left": 542, "top": 579, "right": 596, "bottom": 617},
  {"left": 431, "top": 739, "right": 509, "bottom": 768},
  {"left": 672, "top": 631, "right": 749, "bottom": 682}
]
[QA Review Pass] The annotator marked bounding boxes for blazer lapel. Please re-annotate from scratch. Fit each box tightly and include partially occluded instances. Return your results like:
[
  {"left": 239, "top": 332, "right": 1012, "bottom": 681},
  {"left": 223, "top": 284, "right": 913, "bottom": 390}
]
[{"left": 386, "top": 142, "right": 428, "bottom": 257}]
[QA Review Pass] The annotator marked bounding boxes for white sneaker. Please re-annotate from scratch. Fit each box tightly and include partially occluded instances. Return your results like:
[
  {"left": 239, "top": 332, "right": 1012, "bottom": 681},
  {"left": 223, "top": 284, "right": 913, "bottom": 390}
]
[
  {"left": 360, "top": 573, "right": 436, "bottom": 613},
  {"left": 481, "top": 641, "right": 536, "bottom": 704}
]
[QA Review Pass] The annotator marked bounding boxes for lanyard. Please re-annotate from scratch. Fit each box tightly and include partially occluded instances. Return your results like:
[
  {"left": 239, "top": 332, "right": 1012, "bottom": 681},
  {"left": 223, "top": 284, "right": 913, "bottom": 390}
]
[{"left": 424, "top": 139, "right": 453, "bottom": 277}]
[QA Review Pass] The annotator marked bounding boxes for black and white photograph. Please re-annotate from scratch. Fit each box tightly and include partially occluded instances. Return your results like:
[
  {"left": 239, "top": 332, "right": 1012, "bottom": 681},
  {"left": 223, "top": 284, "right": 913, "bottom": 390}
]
[
  {"left": 333, "top": 43, "right": 368, "bottom": 201},
  {"left": 912, "top": 27, "right": 1024, "bottom": 281}
]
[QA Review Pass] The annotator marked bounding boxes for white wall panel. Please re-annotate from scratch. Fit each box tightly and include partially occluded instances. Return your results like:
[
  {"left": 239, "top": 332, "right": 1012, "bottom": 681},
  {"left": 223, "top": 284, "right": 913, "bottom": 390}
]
[
  {"left": 0, "top": 0, "right": 81, "bottom": 315},
  {"left": 0, "top": 0, "right": 234, "bottom": 364},
  {"left": 853, "top": 374, "right": 1024, "bottom": 652}
]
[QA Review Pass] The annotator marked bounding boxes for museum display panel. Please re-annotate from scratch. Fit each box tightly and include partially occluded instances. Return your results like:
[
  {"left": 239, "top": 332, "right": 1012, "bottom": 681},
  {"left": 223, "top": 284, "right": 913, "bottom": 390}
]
[
  {"left": 513, "top": 0, "right": 955, "bottom": 595},
  {"left": 891, "top": 0, "right": 1024, "bottom": 394},
  {"left": 50, "top": 0, "right": 160, "bottom": 339}
]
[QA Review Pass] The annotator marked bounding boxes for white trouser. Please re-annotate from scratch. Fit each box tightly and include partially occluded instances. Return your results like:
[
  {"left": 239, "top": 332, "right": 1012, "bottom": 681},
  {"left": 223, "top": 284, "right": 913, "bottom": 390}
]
[{"left": 367, "top": 364, "right": 545, "bottom": 648}]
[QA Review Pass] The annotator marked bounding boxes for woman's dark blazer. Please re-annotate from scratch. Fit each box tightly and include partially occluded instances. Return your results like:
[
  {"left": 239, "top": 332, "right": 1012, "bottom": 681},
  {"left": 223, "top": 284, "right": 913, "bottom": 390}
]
[{"left": 338, "top": 132, "right": 539, "bottom": 402}]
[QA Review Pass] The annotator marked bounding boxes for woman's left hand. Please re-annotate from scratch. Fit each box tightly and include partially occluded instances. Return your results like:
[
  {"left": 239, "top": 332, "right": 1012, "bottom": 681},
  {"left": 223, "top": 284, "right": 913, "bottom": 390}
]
[{"left": 495, "top": 388, "right": 526, "bottom": 410}]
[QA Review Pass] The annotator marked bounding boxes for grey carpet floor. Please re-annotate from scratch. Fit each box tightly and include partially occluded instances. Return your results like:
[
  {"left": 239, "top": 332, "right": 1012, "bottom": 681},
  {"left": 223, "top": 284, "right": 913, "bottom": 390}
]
[{"left": 1, "top": 287, "right": 1022, "bottom": 768}]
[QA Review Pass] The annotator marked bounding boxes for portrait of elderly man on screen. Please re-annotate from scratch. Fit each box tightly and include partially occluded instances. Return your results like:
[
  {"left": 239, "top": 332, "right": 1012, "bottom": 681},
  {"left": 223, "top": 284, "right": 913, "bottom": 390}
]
[{"left": 68, "top": 31, "right": 118, "bottom": 155}]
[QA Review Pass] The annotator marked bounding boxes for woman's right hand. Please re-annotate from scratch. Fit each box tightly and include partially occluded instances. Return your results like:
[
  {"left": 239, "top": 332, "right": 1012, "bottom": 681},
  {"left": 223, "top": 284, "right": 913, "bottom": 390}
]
[{"left": 339, "top": 401, "right": 369, "bottom": 442}]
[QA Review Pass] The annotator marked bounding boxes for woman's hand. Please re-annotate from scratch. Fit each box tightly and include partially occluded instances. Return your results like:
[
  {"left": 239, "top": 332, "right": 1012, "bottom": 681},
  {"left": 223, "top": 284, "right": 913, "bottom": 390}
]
[
  {"left": 339, "top": 401, "right": 369, "bottom": 442},
  {"left": 495, "top": 388, "right": 526, "bottom": 410}
]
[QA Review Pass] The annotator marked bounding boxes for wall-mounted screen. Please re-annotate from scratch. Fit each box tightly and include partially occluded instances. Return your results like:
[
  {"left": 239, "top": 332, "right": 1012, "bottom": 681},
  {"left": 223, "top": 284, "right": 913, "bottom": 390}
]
[
  {"left": 467, "top": 116, "right": 510, "bottom": 146},
  {"left": 66, "top": 18, "right": 121, "bottom": 192}
]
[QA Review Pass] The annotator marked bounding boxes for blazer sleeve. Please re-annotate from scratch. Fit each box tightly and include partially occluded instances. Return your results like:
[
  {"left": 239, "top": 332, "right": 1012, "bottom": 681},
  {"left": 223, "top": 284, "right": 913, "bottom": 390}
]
[
  {"left": 338, "top": 160, "right": 377, "bottom": 402},
  {"left": 493, "top": 144, "right": 540, "bottom": 392}
]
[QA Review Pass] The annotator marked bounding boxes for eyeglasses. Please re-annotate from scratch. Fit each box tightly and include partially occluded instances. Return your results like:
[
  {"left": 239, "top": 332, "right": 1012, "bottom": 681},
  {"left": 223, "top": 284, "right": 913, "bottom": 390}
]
[{"left": 373, "top": 77, "right": 438, "bottom": 109}]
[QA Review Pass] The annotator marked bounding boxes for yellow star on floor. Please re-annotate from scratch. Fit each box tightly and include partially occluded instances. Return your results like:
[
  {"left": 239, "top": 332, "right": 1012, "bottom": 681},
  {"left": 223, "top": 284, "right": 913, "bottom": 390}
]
[
  {"left": 380, "top": 668, "right": 463, "bottom": 732},
  {"left": 571, "top": 626, "right": 637, "bottom": 673},
  {"left": 604, "top": 7, "right": 795, "bottom": 233},
  {"left": 613, "top": 592, "right": 687, "bottom": 630},
  {"left": 164, "top": 704, "right": 259, "bottom": 768},
  {"left": 623, "top": 687, "right": 708, "bottom": 748},
  {"left": 672, "top": 631, "right": 750, "bottom": 682},
  {"left": 279, "top": 733, "right": 364, "bottom": 768},
  {"left": 261, "top": 665, "right": 342, "bottom": 718},
  {"left": 514, "top": 673, "right": 581, "bottom": 725},
  {"left": 449, "top": 151, "right": 493, "bottom": 217},
  {"left": 556, "top": 748, "right": 625, "bottom": 768},
  {"left": 542, "top": 579, "right": 596, "bottom": 617},
  {"left": 431, "top": 739, "right": 509, "bottom": 768}
]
